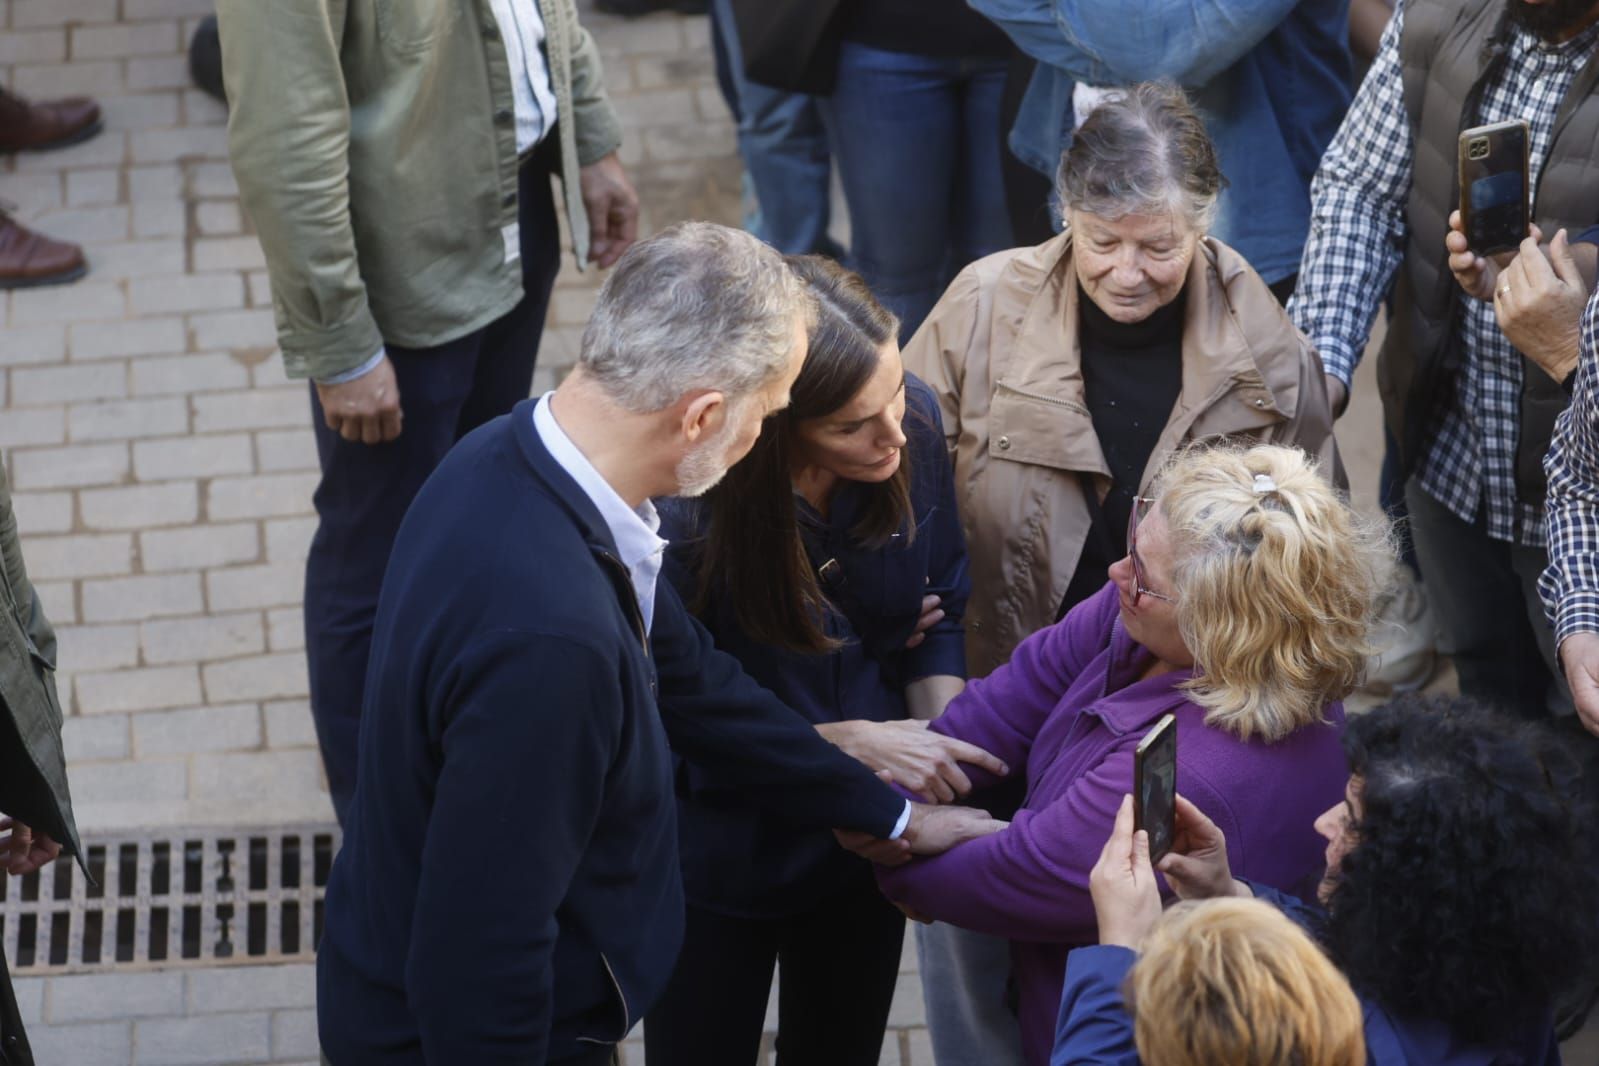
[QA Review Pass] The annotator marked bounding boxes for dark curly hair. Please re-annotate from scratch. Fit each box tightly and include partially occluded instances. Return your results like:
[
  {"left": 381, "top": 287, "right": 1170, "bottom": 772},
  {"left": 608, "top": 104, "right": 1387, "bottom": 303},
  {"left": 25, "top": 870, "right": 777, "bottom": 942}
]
[{"left": 1323, "top": 695, "right": 1599, "bottom": 1045}]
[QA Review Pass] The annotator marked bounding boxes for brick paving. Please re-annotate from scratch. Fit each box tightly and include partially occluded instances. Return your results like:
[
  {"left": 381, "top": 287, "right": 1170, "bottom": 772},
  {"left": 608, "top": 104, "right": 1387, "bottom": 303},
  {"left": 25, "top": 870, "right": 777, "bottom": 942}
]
[{"left": 2, "top": 1, "right": 1592, "bottom": 1064}]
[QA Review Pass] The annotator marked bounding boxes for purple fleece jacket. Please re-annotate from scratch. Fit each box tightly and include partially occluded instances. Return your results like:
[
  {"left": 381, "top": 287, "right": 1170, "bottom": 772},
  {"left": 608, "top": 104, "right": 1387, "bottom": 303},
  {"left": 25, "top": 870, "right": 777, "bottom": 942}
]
[{"left": 877, "top": 583, "right": 1347, "bottom": 1066}]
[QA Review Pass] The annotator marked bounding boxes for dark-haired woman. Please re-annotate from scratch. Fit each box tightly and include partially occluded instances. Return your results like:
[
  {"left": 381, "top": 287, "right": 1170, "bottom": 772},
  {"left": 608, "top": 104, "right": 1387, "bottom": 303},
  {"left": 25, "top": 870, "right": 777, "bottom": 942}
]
[
  {"left": 1066, "top": 694, "right": 1599, "bottom": 1065},
  {"left": 643, "top": 256, "right": 982, "bottom": 1066}
]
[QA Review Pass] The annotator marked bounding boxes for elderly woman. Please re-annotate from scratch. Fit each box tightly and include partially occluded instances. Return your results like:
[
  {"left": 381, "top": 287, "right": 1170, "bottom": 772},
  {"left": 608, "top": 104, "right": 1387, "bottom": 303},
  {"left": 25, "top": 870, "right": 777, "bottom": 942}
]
[
  {"left": 1073, "top": 694, "right": 1599, "bottom": 1064},
  {"left": 904, "top": 81, "right": 1339, "bottom": 683},
  {"left": 877, "top": 444, "right": 1388, "bottom": 1066}
]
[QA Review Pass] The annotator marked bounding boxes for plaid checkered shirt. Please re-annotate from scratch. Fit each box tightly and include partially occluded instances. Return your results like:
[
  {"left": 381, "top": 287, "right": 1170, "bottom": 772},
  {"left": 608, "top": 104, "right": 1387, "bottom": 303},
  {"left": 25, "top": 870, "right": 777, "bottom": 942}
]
[
  {"left": 1540, "top": 288, "right": 1599, "bottom": 641},
  {"left": 1291, "top": 0, "right": 1599, "bottom": 548}
]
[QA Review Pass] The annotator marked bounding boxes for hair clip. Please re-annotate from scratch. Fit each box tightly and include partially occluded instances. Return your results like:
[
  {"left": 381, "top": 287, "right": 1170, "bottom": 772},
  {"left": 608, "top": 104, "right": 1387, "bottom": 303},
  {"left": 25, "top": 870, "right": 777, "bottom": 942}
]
[{"left": 1252, "top": 473, "right": 1278, "bottom": 495}]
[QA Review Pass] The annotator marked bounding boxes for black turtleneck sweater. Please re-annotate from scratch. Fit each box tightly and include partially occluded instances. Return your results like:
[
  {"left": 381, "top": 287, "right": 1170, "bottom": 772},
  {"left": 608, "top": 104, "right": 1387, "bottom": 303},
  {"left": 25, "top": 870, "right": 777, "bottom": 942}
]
[{"left": 1058, "top": 287, "right": 1187, "bottom": 618}]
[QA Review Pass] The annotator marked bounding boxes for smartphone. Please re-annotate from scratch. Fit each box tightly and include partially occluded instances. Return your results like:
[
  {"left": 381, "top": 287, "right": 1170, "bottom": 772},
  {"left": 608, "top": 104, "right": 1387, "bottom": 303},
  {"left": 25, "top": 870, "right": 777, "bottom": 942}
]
[
  {"left": 1458, "top": 120, "right": 1530, "bottom": 256},
  {"left": 1133, "top": 713, "right": 1177, "bottom": 863}
]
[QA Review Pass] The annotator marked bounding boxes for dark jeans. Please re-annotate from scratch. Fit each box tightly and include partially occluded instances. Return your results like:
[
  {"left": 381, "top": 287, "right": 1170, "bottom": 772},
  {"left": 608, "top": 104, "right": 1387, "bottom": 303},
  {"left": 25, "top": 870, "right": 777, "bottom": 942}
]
[
  {"left": 644, "top": 881, "right": 906, "bottom": 1066},
  {"left": 709, "top": 0, "right": 836, "bottom": 256},
  {"left": 1404, "top": 481, "right": 1569, "bottom": 719},
  {"left": 819, "top": 42, "right": 1013, "bottom": 342},
  {"left": 999, "top": 50, "right": 1055, "bottom": 248},
  {"left": 303, "top": 158, "right": 560, "bottom": 825}
]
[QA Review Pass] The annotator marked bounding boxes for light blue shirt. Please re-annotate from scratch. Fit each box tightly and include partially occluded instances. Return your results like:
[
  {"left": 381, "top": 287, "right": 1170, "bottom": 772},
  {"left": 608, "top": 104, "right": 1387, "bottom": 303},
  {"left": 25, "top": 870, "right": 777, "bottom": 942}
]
[{"left": 533, "top": 393, "right": 667, "bottom": 634}]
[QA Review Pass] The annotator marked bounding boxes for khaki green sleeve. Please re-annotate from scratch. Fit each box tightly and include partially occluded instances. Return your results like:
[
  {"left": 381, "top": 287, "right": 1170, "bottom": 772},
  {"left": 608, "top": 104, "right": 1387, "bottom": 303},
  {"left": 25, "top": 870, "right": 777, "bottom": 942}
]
[
  {"left": 0, "top": 470, "right": 55, "bottom": 671},
  {"left": 216, "top": 0, "right": 384, "bottom": 381},
  {"left": 563, "top": 8, "right": 624, "bottom": 166}
]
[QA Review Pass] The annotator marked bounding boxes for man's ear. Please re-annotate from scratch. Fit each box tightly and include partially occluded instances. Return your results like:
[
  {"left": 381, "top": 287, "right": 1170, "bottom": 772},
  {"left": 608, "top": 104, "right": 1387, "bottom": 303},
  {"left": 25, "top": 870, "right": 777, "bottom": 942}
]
[{"left": 679, "top": 390, "right": 725, "bottom": 444}]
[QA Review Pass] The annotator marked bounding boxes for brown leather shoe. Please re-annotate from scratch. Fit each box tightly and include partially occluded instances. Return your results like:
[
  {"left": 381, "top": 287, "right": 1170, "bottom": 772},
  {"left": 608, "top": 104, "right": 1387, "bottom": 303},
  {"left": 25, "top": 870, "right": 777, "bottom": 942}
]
[
  {"left": 0, "top": 89, "right": 102, "bottom": 153},
  {"left": 0, "top": 214, "right": 87, "bottom": 289}
]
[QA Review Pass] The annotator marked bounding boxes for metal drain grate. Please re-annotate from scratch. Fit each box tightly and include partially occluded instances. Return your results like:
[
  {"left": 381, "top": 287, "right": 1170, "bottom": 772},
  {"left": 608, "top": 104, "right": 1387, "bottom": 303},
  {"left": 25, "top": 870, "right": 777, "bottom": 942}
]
[{"left": 0, "top": 824, "right": 340, "bottom": 974}]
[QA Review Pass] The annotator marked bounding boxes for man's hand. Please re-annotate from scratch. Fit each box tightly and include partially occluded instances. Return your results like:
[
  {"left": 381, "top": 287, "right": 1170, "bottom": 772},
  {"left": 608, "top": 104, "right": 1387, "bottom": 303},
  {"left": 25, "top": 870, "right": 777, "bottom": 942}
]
[
  {"left": 0, "top": 818, "right": 61, "bottom": 876},
  {"left": 901, "top": 802, "right": 1007, "bottom": 855},
  {"left": 905, "top": 594, "right": 945, "bottom": 649},
  {"left": 1493, "top": 227, "right": 1586, "bottom": 382},
  {"left": 818, "top": 719, "right": 1008, "bottom": 803},
  {"left": 1561, "top": 631, "right": 1599, "bottom": 736},
  {"left": 1154, "top": 795, "right": 1248, "bottom": 901},
  {"left": 1446, "top": 209, "right": 1524, "bottom": 302},
  {"left": 1089, "top": 795, "right": 1163, "bottom": 949},
  {"left": 834, "top": 802, "right": 1006, "bottom": 867},
  {"left": 578, "top": 151, "right": 639, "bottom": 269},
  {"left": 315, "top": 354, "right": 403, "bottom": 445}
]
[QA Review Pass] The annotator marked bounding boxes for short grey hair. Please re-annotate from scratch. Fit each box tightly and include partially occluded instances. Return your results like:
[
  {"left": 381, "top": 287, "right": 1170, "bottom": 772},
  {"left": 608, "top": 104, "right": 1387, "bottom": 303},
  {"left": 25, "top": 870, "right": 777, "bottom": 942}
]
[
  {"left": 1056, "top": 82, "right": 1227, "bottom": 232},
  {"left": 578, "top": 221, "right": 810, "bottom": 413}
]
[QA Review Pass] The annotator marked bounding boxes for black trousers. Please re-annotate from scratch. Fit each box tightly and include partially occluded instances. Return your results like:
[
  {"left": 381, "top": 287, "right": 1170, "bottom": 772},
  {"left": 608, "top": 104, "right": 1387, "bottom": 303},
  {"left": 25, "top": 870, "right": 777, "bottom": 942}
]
[
  {"left": 1404, "top": 481, "right": 1568, "bottom": 719},
  {"left": 644, "top": 880, "right": 906, "bottom": 1066},
  {"left": 999, "top": 50, "right": 1055, "bottom": 248},
  {"left": 0, "top": 947, "right": 29, "bottom": 1066},
  {"left": 302, "top": 152, "right": 561, "bottom": 825}
]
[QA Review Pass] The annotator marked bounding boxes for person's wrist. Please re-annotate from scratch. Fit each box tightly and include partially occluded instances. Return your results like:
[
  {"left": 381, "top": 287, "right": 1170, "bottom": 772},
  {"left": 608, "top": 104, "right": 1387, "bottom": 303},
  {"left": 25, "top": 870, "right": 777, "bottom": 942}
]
[{"left": 1557, "top": 344, "right": 1581, "bottom": 384}]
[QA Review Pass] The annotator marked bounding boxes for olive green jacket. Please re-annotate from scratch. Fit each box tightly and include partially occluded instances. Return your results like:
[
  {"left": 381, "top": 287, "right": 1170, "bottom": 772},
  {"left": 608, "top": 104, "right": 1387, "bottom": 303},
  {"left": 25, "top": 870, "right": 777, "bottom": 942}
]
[
  {"left": 0, "top": 463, "right": 80, "bottom": 870},
  {"left": 217, "top": 0, "right": 624, "bottom": 380}
]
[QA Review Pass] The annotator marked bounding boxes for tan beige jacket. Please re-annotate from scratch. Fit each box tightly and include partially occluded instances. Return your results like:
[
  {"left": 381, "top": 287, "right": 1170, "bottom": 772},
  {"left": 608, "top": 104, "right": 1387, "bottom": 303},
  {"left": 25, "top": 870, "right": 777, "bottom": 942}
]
[{"left": 903, "top": 233, "right": 1340, "bottom": 679}]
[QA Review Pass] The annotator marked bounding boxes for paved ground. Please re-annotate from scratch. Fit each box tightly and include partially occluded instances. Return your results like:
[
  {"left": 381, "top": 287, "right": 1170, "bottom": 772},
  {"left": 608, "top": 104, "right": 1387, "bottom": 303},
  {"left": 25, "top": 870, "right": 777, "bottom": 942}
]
[{"left": 2, "top": 1, "right": 1590, "bottom": 1064}]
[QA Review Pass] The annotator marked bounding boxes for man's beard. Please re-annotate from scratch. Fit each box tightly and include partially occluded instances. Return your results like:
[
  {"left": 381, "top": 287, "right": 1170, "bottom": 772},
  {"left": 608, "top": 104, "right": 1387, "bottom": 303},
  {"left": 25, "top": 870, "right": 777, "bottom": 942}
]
[
  {"left": 673, "top": 406, "right": 744, "bottom": 498},
  {"left": 1508, "top": 0, "right": 1599, "bottom": 41}
]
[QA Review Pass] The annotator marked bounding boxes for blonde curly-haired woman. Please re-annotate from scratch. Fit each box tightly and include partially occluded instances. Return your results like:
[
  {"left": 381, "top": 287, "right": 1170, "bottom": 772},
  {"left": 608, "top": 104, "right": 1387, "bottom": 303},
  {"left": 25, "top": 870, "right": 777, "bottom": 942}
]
[{"left": 877, "top": 443, "right": 1390, "bottom": 1066}]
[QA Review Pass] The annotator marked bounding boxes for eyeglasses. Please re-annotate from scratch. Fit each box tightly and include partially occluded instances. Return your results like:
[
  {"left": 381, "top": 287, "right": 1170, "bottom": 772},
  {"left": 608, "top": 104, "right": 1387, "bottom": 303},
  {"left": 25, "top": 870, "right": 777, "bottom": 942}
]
[{"left": 1127, "top": 496, "right": 1176, "bottom": 606}]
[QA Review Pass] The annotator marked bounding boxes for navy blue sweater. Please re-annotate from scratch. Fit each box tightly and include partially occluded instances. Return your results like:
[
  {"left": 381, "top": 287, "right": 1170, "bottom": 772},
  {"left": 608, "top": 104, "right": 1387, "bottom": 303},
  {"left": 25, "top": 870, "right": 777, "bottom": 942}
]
[
  {"left": 657, "top": 375, "right": 969, "bottom": 917},
  {"left": 315, "top": 399, "right": 906, "bottom": 1064}
]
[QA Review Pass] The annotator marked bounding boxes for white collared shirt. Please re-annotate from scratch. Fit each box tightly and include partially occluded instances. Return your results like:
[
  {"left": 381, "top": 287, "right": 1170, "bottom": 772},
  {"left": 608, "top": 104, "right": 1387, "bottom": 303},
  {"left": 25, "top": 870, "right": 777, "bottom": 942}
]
[
  {"left": 533, "top": 393, "right": 667, "bottom": 634},
  {"left": 488, "top": 0, "right": 559, "bottom": 155}
]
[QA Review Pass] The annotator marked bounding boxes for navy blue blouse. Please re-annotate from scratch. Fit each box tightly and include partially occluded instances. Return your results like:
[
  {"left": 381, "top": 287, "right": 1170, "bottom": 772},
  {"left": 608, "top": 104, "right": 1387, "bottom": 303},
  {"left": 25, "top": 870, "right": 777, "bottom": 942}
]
[{"left": 656, "top": 374, "right": 971, "bottom": 918}]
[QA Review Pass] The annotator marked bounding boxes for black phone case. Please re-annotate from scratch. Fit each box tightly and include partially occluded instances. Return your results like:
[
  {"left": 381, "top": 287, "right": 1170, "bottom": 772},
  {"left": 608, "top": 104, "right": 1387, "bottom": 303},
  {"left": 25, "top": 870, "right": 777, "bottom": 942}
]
[
  {"left": 1133, "top": 716, "right": 1177, "bottom": 864},
  {"left": 1458, "top": 121, "right": 1530, "bottom": 256}
]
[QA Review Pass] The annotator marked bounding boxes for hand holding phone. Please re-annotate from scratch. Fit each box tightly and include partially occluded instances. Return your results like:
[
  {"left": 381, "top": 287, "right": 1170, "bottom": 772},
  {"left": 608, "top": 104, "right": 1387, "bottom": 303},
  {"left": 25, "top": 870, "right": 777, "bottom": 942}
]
[{"left": 1134, "top": 713, "right": 1177, "bottom": 863}]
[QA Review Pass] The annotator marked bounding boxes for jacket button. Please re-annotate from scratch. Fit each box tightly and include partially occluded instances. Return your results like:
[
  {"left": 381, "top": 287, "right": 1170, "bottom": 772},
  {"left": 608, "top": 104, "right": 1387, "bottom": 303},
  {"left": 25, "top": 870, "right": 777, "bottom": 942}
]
[
  {"left": 1253, "top": 397, "right": 1266, "bottom": 408},
  {"left": 494, "top": 108, "right": 514, "bottom": 126},
  {"left": 502, "top": 190, "right": 517, "bottom": 208},
  {"left": 971, "top": 619, "right": 982, "bottom": 631},
  {"left": 483, "top": 22, "right": 500, "bottom": 40},
  {"left": 997, "top": 436, "right": 1010, "bottom": 450}
]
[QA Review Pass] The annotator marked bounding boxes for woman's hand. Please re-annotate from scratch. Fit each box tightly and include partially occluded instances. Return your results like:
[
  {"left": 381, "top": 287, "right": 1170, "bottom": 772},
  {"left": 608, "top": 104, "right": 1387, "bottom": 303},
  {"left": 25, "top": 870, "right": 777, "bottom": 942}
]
[
  {"left": 817, "top": 719, "right": 1008, "bottom": 803},
  {"left": 1089, "top": 795, "right": 1163, "bottom": 949},
  {"left": 905, "top": 594, "right": 945, "bottom": 649},
  {"left": 1155, "top": 794, "right": 1250, "bottom": 900}
]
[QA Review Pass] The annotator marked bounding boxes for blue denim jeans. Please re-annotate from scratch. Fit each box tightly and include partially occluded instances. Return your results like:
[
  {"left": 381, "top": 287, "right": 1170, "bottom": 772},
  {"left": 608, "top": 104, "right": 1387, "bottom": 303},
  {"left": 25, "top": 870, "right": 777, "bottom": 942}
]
[
  {"left": 819, "top": 42, "right": 1013, "bottom": 340},
  {"left": 709, "top": 0, "right": 836, "bottom": 256}
]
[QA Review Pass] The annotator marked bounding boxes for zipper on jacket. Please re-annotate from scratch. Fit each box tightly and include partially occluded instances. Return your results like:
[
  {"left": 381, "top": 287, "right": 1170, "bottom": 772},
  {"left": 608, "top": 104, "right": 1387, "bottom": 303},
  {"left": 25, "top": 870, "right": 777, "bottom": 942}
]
[
  {"left": 995, "top": 380, "right": 1090, "bottom": 417},
  {"left": 575, "top": 950, "right": 633, "bottom": 1046},
  {"left": 595, "top": 550, "right": 649, "bottom": 658}
]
